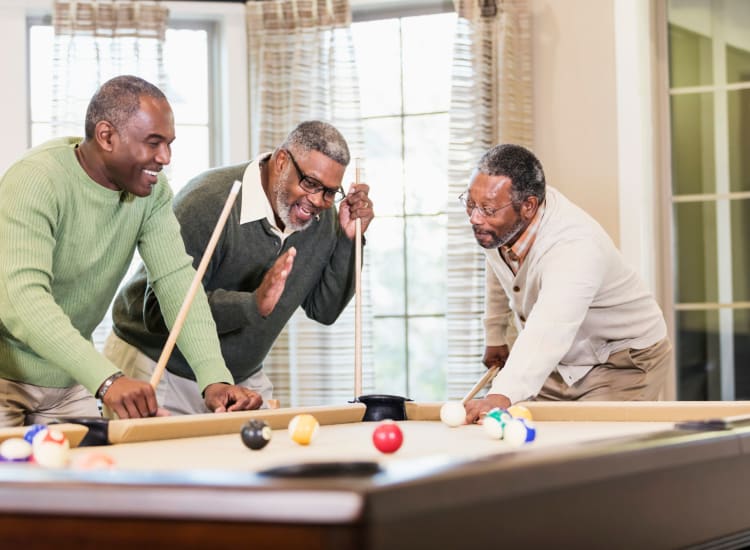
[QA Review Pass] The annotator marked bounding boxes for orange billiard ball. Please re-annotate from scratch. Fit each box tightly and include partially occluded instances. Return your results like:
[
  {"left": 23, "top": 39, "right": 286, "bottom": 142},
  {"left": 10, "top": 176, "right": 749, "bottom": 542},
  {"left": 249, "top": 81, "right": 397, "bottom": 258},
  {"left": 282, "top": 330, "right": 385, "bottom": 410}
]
[{"left": 372, "top": 421, "right": 403, "bottom": 454}]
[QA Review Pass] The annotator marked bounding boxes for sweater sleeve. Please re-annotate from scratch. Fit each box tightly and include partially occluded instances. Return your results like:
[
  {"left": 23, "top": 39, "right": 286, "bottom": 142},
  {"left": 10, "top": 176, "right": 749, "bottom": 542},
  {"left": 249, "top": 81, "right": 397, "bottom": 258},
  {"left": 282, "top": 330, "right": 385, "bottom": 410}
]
[
  {"left": 135, "top": 181, "right": 233, "bottom": 392},
  {"left": 488, "top": 238, "right": 608, "bottom": 404},
  {"left": 299, "top": 228, "right": 356, "bottom": 325},
  {"left": 484, "top": 259, "right": 511, "bottom": 346},
  {"left": 0, "top": 163, "right": 120, "bottom": 393}
]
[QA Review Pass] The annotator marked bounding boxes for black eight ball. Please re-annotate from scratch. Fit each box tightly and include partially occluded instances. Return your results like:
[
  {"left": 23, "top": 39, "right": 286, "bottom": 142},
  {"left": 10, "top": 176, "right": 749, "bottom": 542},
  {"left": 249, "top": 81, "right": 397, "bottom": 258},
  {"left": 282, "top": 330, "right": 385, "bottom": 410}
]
[{"left": 241, "top": 419, "right": 272, "bottom": 450}]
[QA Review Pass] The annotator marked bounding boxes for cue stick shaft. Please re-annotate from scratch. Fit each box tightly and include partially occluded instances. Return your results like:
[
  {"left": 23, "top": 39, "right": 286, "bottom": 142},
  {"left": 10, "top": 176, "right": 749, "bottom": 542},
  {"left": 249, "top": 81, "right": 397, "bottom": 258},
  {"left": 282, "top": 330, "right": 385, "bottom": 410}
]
[
  {"left": 354, "top": 159, "right": 363, "bottom": 398},
  {"left": 461, "top": 365, "right": 500, "bottom": 405},
  {"left": 149, "top": 180, "right": 242, "bottom": 389}
]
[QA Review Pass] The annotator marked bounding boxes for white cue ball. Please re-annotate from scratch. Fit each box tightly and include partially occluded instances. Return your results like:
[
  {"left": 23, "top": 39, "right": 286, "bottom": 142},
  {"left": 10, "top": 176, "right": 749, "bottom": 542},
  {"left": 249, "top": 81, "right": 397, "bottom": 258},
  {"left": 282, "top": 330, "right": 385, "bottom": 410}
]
[
  {"left": 440, "top": 401, "right": 466, "bottom": 427},
  {"left": 504, "top": 418, "right": 536, "bottom": 447}
]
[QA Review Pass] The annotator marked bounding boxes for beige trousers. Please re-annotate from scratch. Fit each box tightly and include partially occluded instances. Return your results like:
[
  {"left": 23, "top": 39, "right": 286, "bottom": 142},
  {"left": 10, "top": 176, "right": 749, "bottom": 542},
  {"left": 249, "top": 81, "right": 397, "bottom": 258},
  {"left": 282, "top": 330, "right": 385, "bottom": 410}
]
[
  {"left": 0, "top": 378, "right": 99, "bottom": 428},
  {"left": 537, "top": 337, "right": 673, "bottom": 401},
  {"left": 102, "top": 332, "right": 274, "bottom": 417}
]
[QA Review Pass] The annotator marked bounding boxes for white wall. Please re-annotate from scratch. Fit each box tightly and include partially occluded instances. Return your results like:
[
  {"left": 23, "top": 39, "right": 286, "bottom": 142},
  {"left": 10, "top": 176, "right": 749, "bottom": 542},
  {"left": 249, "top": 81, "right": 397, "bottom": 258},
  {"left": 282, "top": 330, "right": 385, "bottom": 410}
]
[{"left": 529, "top": 0, "right": 660, "bottom": 293}]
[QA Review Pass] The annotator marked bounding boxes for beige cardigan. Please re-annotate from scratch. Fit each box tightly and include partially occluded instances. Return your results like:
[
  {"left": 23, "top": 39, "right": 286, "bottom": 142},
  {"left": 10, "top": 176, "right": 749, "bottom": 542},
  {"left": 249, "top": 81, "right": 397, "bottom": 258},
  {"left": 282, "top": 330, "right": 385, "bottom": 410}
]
[{"left": 483, "top": 186, "right": 667, "bottom": 404}]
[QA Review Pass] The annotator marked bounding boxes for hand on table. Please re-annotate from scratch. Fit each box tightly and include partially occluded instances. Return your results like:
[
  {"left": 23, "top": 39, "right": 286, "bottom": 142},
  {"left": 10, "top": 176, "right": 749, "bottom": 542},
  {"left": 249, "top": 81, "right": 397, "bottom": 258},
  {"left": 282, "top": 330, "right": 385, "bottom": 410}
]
[
  {"left": 464, "top": 394, "right": 512, "bottom": 425},
  {"left": 256, "top": 247, "right": 296, "bottom": 317},
  {"left": 339, "top": 183, "right": 374, "bottom": 240},
  {"left": 204, "top": 382, "right": 263, "bottom": 413},
  {"left": 103, "top": 376, "right": 159, "bottom": 419}
]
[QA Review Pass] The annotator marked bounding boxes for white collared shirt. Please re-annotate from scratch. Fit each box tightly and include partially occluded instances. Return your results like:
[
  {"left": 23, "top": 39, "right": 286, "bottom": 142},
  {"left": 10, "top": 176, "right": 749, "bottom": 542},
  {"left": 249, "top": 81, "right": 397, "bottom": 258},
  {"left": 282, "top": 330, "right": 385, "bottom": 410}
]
[{"left": 239, "top": 152, "right": 296, "bottom": 242}]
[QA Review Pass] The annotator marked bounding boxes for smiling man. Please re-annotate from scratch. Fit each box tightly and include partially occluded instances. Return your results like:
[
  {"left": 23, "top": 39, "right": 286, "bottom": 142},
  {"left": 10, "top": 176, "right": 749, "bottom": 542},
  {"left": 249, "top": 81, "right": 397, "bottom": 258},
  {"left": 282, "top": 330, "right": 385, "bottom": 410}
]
[
  {"left": 0, "top": 75, "right": 262, "bottom": 427},
  {"left": 462, "top": 144, "right": 672, "bottom": 423},
  {"left": 104, "top": 120, "right": 374, "bottom": 414}
]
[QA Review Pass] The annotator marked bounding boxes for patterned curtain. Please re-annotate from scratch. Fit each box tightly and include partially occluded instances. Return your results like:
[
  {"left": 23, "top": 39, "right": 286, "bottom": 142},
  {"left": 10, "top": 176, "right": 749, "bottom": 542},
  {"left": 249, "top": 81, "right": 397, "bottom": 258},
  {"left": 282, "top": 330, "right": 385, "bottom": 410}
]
[
  {"left": 51, "top": 1, "right": 169, "bottom": 137},
  {"left": 445, "top": 0, "right": 532, "bottom": 399},
  {"left": 246, "top": 0, "right": 373, "bottom": 407},
  {"left": 52, "top": 0, "right": 169, "bottom": 350}
]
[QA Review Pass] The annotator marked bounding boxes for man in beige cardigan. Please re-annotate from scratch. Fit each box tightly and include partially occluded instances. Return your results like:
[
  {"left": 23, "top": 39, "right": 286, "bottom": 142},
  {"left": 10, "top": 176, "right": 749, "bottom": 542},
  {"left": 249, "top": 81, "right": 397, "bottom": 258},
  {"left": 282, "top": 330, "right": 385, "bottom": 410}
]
[{"left": 462, "top": 144, "right": 671, "bottom": 423}]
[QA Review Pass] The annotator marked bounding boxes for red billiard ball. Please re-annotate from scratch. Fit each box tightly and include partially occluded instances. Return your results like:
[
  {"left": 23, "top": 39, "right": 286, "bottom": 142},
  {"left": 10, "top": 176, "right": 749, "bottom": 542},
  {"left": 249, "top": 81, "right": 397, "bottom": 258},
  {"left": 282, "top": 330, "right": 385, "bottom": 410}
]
[{"left": 372, "top": 421, "right": 403, "bottom": 454}]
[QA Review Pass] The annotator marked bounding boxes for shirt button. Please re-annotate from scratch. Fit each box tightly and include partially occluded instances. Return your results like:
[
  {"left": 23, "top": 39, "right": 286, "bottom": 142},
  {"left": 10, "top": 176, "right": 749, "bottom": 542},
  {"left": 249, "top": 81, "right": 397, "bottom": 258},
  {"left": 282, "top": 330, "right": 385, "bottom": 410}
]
[{"left": 513, "top": 286, "right": 520, "bottom": 292}]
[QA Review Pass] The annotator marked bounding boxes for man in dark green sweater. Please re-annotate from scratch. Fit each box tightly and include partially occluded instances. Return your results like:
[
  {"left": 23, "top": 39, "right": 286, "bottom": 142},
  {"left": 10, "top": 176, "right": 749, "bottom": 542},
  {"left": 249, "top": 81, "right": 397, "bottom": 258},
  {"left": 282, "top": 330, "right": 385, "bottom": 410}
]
[
  {"left": 106, "top": 121, "right": 374, "bottom": 414},
  {"left": 0, "top": 76, "right": 262, "bottom": 427}
]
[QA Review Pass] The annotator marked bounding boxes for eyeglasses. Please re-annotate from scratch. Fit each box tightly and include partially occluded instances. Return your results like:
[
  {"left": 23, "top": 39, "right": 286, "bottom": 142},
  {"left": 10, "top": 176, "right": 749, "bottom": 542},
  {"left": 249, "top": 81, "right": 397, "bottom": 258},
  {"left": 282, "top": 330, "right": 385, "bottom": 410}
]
[
  {"left": 283, "top": 148, "right": 345, "bottom": 203},
  {"left": 458, "top": 191, "right": 513, "bottom": 218}
]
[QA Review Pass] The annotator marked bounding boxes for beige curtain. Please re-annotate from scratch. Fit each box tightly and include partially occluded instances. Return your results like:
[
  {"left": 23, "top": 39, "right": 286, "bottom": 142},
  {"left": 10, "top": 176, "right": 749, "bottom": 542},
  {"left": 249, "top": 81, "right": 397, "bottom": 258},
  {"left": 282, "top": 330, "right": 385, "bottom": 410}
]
[
  {"left": 246, "top": 0, "right": 373, "bottom": 407},
  {"left": 446, "top": 0, "right": 532, "bottom": 399},
  {"left": 51, "top": 1, "right": 169, "bottom": 137},
  {"left": 52, "top": 0, "right": 169, "bottom": 351}
]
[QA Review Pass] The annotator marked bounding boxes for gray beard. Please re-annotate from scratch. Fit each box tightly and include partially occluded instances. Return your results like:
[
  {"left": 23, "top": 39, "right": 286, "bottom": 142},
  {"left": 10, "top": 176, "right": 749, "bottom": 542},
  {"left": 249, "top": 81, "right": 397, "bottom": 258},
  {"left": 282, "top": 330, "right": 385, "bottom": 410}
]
[
  {"left": 477, "top": 218, "right": 526, "bottom": 249},
  {"left": 275, "top": 185, "right": 313, "bottom": 232}
]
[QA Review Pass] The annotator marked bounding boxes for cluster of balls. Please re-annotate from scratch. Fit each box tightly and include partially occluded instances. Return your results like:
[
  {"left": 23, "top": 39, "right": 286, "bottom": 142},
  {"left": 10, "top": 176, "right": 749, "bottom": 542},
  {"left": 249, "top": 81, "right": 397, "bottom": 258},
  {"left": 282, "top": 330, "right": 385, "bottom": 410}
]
[
  {"left": 439, "top": 401, "right": 536, "bottom": 446},
  {"left": 0, "top": 425, "right": 114, "bottom": 469},
  {"left": 0, "top": 425, "right": 71, "bottom": 468},
  {"left": 482, "top": 405, "right": 536, "bottom": 446},
  {"left": 241, "top": 414, "right": 405, "bottom": 455}
]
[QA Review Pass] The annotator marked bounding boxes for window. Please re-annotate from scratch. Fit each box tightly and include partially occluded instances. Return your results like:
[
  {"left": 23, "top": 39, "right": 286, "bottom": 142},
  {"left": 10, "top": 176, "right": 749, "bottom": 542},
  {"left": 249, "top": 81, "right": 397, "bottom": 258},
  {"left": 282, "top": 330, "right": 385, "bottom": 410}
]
[
  {"left": 28, "top": 20, "right": 213, "bottom": 195},
  {"left": 352, "top": 11, "right": 456, "bottom": 401},
  {"left": 667, "top": 0, "right": 750, "bottom": 400}
]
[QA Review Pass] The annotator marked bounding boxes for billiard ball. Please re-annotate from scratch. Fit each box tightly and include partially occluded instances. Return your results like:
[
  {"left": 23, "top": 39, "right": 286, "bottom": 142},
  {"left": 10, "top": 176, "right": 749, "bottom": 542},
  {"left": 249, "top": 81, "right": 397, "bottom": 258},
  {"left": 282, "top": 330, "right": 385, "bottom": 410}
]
[
  {"left": 31, "top": 428, "right": 70, "bottom": 468},
  {"left": 23, "top": 424, "right": 46, "bottom": 444},
  {"left": 440, "top": 401, "right": 466, "bottom": 427},
  {"left": 288, "top": 414, "right": 319, "bottom": 446},
  {"left": 0, "top": 438, "right": 33, "bottom": 462},
  {"left": 503, "top": 418, "right": 537, "bottom": 447},
  {"left": 372, "top": 421, "right": 403, "bottom": 454},
  {"left": 241, "top": 419, "right": 272, "bottom": 450},
  {"left": 483, "top": 408, "right": 512, "bottom": 440},
  {"left": 507, "top": 404, "right": 533, "bottom": 422},
  {"left": 71, "top": 451, "right": 116, "bottom": 470}
]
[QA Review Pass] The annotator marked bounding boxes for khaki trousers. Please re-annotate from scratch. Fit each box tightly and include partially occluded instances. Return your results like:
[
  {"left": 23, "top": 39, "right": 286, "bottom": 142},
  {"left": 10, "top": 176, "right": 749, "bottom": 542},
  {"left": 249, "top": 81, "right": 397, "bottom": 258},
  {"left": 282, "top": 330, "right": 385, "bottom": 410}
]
[
  {"left": 0, "top": 379, "right": 99, "bottom": 428},
  {"left": 537, "top": 337, "right": 673, "bottom": 401}
]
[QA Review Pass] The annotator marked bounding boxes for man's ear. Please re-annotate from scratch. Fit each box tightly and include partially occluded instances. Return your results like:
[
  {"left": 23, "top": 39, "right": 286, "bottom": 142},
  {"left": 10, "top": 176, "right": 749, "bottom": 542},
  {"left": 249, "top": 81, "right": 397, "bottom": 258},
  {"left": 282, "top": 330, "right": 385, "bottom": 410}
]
[
  {"left": 94, "top": 120, "right": 116, "bottom": 152},
  {"left": 521, "top": 196, "right": 539, "bottom": 221}
]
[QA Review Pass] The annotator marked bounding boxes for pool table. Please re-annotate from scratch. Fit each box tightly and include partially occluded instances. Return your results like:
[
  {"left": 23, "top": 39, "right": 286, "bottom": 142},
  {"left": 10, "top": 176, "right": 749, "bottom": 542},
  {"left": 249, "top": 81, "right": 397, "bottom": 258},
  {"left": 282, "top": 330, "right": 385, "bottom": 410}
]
[{"left": 2, "top": 400, "right": 750, "bottom": 549}]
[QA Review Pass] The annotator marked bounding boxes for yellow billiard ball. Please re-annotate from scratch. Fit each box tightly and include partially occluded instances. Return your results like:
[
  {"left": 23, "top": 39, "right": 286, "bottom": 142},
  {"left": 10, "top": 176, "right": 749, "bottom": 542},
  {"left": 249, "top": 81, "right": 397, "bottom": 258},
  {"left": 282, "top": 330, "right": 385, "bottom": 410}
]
[
  {"left": 288, "top": 414, "right": 320, "bottom": 445},
  {"left": 507, "top": 404, "right": 533, "bottom": 422}
]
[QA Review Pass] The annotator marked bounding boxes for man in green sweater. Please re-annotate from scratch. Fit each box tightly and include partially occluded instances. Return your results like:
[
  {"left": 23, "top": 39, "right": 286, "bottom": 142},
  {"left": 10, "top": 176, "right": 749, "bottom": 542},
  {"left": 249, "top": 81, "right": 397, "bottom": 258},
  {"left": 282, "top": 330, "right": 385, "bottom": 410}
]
[
  {"left": 0, "top": 75, "right": 262, "bottom": 427},
  {"left": 105, "top": 121, "right": 374, "bottom": 414}
]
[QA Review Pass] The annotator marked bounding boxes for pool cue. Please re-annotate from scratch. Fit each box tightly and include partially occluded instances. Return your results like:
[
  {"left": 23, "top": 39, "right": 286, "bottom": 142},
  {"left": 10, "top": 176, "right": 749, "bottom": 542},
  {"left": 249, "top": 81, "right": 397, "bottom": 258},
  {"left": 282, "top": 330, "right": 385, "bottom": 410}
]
[
  {"left": 354, "top": 158, "right": 363, "bottom": 399},
  {"left": 461, "top": 365, "right": 500, "bottom": 405},
  {"left": 149, "top": 180, "right": 242, "bottom": 389}
]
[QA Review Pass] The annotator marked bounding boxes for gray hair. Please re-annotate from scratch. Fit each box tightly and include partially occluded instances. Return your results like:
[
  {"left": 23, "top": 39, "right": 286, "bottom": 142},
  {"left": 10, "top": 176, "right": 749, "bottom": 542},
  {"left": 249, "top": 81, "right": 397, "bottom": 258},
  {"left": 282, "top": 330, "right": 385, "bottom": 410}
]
[
  {"left": 84, "top": 75, "right": 167, "bottom": 139},
  {"left": 477, "top": 144, "right": 546, "bottom": 206},
  {"left": 280, "top": 120, "right": 350, "bottom": 166}
]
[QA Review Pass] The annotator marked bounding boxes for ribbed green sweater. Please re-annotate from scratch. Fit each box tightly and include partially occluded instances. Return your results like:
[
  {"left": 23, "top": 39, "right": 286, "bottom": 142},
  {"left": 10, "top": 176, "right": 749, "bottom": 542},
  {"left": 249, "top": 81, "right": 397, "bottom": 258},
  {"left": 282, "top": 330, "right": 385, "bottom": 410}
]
[{"left": 0, "top": 137, "right": 232, "bottom": 395}]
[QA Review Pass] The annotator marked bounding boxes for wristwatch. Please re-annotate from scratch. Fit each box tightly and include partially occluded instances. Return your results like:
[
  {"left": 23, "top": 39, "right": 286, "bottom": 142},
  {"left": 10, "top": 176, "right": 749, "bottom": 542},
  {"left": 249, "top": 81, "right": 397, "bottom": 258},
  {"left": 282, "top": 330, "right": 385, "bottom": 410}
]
[{"left": 96, "top": 372, "right": 125, "bottom": 400}]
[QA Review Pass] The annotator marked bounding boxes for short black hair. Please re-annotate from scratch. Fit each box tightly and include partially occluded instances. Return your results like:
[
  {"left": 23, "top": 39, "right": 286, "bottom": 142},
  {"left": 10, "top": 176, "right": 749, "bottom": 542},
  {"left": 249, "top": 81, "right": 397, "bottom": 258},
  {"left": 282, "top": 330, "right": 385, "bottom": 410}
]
[
  {"left": 84, "top": 75, "right": 167, "bottom": 139},
  {"left": 476, "top": 144, "right": 546, "bottom": 205}
]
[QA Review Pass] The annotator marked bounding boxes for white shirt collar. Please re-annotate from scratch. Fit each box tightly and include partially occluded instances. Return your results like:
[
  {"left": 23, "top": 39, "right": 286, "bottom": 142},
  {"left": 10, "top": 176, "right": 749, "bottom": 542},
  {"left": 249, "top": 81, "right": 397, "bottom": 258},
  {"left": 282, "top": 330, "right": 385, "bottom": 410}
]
[{"left": 239, "top": 153, "right": 296, "bottom": 240}]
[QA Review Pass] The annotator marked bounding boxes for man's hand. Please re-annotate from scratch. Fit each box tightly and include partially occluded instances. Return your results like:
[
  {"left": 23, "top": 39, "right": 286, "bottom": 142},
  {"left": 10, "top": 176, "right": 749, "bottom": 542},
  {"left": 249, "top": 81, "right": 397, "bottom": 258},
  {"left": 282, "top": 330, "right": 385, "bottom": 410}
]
[
  {"left": 102, "top": 376, "right": 159, "bottom": 419},
  {"left": 203, "top": 382, "right": 263, "bottom": 413},
  {"left": 339, "top": 183, "right": 374, "bottom": 240},
  {"left": 256, "top": 247, "right": 296, "bottom": 317},
  {"left": 464, "top": 394, "right": 512, "bottom": 424},
  {"left": 483, "top": 345, "right": 509, "bottom": 370}
]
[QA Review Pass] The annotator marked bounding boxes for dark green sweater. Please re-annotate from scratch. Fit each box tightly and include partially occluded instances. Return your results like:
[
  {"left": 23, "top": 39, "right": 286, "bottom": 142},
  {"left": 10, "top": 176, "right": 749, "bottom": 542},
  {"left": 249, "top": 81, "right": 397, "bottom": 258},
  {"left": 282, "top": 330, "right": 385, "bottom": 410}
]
[{"left": 112, "top": 161, "right": 357, "bottom": 382}]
